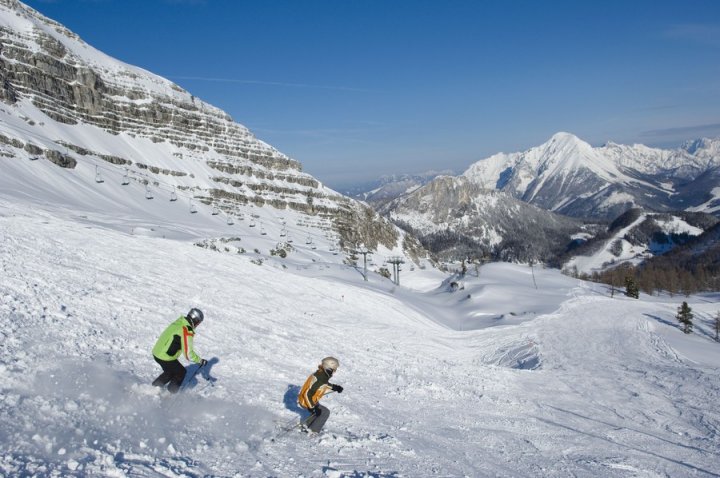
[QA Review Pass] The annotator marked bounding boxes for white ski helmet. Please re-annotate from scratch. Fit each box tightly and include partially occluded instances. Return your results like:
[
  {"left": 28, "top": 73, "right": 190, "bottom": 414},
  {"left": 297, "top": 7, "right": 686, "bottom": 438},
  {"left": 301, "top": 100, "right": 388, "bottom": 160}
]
[{"left": 321, "top": 356, "right": 339, "bottom": 373}]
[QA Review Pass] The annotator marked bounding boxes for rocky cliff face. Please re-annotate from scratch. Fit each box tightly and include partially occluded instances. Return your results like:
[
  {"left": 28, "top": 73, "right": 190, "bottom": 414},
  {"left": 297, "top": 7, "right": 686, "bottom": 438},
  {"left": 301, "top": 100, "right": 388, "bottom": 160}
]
[
  {"left": 0, "top": 0, "right": 423, "bottom": 261},
  {"left": 0, "top": 0, "right": 297, "bottom": 171},
  {"left": 382, "top": 176, "right": 584, "bottom": 263}
]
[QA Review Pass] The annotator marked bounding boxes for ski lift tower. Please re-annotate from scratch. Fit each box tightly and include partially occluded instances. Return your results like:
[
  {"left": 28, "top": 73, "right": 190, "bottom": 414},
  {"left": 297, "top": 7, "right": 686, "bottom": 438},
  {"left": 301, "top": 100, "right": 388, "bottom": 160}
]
[
  {"left": 387, "top": 256, "right": 405, "bottom": 286},
  {"left": 356, "top": 244, "right": 370, "bottom": 281}
]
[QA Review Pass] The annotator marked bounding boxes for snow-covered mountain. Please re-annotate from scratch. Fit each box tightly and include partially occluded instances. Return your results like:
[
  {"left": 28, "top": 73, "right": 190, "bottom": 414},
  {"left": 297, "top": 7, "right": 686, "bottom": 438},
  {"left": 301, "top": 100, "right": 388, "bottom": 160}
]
[
  {"left": 348, "top": 170, "right": 454, "bottom": 207},
  {"left": 563, "top": 208, "right": 719, "bottom": 274},
  {"left": 0, "top": 0, "right": 427, "bottom": 264},
  {"left": 380, "top": 175, "right": 585, "bottom": 263},
  {"left": 374, "top": 133, "right": 719, "bottom": 264},
  {"left": 463, "top": 132, "right": 720, "bottom": 219}
]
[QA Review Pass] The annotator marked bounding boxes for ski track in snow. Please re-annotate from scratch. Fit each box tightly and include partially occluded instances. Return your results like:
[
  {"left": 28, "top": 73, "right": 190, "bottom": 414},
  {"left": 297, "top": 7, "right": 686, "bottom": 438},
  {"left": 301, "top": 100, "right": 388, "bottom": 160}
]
[{"left": 1, "top": 202, "right": 720, "bottom": 477}]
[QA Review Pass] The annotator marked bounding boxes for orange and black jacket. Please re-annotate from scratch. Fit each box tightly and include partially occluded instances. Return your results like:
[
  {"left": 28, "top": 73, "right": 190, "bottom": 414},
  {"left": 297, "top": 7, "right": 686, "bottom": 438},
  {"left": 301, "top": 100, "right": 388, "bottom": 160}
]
[{"left": 298, "top": 366, "right": 334, "bottom": 410}]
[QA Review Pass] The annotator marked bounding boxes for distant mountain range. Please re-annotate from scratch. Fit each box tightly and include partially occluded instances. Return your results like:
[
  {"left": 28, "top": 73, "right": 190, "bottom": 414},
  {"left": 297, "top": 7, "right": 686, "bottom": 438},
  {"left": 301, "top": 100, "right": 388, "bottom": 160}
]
[
  {"left": 362, "top": 132, "right": 720, "bottom": 220},
  {"left": 463, "top": 132, "right": 720, "bottom": 220},
  {"left": 367, "top": 133, "right": 720, "bottom": 265},
  {"left": 380, "top": 175, "right": 586, "bottom": 264},
  {"left": 347, "top": 170, "right": 454, "bottom": 207}
]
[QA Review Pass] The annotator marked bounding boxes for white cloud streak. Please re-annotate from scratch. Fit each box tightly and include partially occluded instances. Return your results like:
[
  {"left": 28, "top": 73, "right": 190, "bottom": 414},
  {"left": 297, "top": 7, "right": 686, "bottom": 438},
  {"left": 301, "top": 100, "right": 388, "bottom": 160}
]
[{"left": 168, "top": 76, "right": 372, "bottom": 93}]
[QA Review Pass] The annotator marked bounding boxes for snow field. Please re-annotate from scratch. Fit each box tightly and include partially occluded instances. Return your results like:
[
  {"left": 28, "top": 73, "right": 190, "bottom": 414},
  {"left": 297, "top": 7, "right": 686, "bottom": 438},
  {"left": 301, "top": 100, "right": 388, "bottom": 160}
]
[{"left": 1, "top": 200, "right": 720, "bottom": 477}]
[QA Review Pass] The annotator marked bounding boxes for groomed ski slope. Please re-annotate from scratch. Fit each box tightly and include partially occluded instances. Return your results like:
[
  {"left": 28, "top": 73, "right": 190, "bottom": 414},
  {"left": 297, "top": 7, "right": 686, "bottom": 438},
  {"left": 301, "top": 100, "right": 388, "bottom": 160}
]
[{"left": 1, "top": 199, "right": 720, "bottom": 477}]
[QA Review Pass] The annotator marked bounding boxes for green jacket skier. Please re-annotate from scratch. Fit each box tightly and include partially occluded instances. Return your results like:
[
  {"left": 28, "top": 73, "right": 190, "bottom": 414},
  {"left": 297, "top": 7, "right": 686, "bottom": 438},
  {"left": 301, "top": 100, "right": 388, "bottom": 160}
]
[
  {"left": 298, "top": 356, "right": 343, "bottom": 433},
  {"left": 152, "top": 308, "right": 207, "bottom": 393}
]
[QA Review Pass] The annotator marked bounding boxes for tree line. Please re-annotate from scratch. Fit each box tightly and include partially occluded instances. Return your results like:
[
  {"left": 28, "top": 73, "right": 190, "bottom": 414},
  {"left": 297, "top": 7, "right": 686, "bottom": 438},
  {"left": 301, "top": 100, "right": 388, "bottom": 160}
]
[{"left": 575, "top": 219, "right": 720, "bottom": 295}]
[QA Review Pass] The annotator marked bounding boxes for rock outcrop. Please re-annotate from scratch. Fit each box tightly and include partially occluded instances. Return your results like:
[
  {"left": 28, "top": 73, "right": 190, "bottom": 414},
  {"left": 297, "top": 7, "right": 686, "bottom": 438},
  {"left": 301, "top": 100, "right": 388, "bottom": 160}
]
[{"left": 0, "top": 0, "right": 422, "bottom": 260}]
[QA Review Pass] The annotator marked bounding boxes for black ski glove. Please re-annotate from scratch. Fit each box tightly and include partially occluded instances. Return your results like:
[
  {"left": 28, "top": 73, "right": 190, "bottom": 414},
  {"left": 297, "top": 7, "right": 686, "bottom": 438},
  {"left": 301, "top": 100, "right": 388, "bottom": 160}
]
[
  {"left": 331, "top": 384, "right": 344, "bottom": 393},
  {"left": 200, "top": 359, "right": 208, "bottom": 367}
]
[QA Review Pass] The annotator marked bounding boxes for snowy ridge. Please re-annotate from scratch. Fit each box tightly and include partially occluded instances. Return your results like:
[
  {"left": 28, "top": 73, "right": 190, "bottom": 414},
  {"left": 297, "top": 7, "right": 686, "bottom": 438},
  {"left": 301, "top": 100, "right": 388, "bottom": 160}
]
[
  {"left": 350, "top": 170, "right": 454, "bottom": 207},
  {"left": 461, "top": 132, "right": 720, "bottom": 218},
  {"left": 1, "top": 198, "right": 719, "bottom": 476},
  {"left": 566, "top": 213, "right": 649, "bottom": 273},
  {"left": 0, "top": 0, "right": 424, "bottom": 263},
  {"left": 688, "top": 186, "right": 720, "bottom": 214},
  {"left": 0, "top": 0, "right": 222, "bottom": 115},
  {"left": 564, "top": 210, "right": 716, "bottom": 274}
]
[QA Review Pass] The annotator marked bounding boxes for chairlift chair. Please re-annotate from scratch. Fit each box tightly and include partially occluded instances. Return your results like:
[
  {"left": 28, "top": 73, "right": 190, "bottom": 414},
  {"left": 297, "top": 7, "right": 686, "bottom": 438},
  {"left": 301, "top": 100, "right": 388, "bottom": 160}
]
[
  {"left": 212, "top": 206, "right": 219, "bottom": 216},
  {"left": 189, "top": 200, "right": 197, "bottom": 214},
  {"left": 145, "top": 184, "right": 153, "bottom": 200},
  {"left": 95, "top": 166, "right": 104, "bottom": 184},
  {"left": 227, "top": 215, "right": 234, "bottom": 225},
  {"left": 121, "top": 168, "right": 130, "bottom": 185},
  {"left": 170, "top": 188, "right": 178, "bottom": 202}
]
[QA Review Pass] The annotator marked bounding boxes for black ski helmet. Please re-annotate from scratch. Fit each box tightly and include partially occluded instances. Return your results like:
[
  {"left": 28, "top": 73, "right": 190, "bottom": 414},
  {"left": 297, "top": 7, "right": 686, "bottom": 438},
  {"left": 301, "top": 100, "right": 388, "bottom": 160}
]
[{"left": 187, "top": 308, "right": 204, "bottom": 327}]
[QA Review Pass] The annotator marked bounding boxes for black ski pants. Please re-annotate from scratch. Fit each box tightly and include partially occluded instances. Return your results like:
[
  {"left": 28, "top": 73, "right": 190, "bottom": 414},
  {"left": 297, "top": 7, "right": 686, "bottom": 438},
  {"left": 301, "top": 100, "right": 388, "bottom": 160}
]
[{"left": 152, "top": 356, "right": 186, "bottom": 393}]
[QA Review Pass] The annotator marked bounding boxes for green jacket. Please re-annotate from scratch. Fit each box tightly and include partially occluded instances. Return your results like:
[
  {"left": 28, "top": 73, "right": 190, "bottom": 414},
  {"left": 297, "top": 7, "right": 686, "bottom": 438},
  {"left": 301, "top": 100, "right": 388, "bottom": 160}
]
[{"left": 152, "top": 316, "right": 201, "bottom": 363}]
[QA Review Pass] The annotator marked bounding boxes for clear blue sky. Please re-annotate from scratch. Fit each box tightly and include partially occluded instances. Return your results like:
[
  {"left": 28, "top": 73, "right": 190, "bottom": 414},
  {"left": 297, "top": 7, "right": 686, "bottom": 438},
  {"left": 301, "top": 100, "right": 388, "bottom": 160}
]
[{"left": 24, "top": 0, "right": 720, "bottom": 189}]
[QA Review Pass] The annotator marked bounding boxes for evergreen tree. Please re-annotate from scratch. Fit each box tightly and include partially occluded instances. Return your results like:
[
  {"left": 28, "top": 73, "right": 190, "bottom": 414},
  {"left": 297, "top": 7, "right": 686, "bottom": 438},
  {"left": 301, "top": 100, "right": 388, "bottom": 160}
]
[
  {"left": 624, "top": 275, "right": 639, "bottom": 299},
  {"left": 676, "top": 301, "right": 694, "bottom": 334}
]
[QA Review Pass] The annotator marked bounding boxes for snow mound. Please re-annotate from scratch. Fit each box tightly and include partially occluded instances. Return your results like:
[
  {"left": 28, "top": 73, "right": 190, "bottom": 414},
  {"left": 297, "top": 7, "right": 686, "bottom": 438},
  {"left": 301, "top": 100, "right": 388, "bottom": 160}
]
[{"left": 487, "top": 339, "right": 542, "bottom": 370}]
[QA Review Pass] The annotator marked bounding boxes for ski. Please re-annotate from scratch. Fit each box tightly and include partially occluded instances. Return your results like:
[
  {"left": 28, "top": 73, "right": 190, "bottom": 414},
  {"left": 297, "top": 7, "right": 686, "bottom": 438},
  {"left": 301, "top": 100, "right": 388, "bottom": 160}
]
[{"left": 267, "top": 415, "right": 313, "bottom": 442}]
